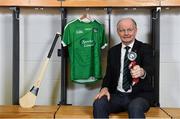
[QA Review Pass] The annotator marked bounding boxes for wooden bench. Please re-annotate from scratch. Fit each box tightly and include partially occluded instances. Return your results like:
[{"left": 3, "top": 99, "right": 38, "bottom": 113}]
[
  {"left": 162, "top": 108, "right": 180, "bottom": 119},
  {"left": 1, "top": 105, "right": 178, "bottom": 119},
  {"left": 0, "top": 105, "right": 59, "bottom": 119},
  {"left": 55, "top": 105, "right": 171, "bottom": 119}
]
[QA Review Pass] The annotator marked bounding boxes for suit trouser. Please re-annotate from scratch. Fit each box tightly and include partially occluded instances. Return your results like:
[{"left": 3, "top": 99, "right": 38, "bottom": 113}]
[{"left": 93, "top": 91, "right": 150, "bottom": 119}]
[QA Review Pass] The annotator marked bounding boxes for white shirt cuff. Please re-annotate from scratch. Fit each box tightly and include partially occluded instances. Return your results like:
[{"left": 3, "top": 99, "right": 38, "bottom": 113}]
[{"left": 140, "top": 70, "right": 146, "bottom": 79}]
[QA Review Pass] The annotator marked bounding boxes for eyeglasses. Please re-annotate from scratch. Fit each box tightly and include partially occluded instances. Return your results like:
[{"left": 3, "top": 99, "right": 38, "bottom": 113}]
[{"left": 118, "top": 28, "right": 134, "bottom": 33}]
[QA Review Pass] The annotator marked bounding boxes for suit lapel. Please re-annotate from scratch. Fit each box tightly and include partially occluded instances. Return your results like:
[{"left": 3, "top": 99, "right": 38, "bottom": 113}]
[
  {"left": 132, "top": 40, "right": 141, "bottom": 64},
  {"left": 132, "top": 40, "right": 141, "bottom": 53},
  {"left": 116, "top": 43, "right": 122, "bottom": 77}
]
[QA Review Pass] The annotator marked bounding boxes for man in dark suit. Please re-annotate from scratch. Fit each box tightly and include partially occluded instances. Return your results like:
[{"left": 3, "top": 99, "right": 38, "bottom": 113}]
[{"left": 93, "top": 18, "right": 155, "bottom": 118}]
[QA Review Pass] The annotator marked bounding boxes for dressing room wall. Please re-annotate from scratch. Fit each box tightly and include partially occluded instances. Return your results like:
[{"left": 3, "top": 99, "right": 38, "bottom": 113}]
[
  {"left": 0, "top": 8, "right": 12, "bottom": 104},
  {"left": 160, "top": 8, "right": 180, "bottom": 107}
]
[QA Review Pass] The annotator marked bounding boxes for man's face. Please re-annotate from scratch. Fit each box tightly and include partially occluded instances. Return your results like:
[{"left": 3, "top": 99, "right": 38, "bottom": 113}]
[{"left": 117, "top": 19, "right": 137, "bottom": 45}]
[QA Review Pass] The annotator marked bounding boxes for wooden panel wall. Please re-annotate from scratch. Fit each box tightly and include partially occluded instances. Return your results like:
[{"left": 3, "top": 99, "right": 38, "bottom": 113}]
[
  {"left": 0, "top": 0, "right": 160, "bottom": 7},
  {"left": 0, "top": 105, "right": 59, "bottom": 119},
  {"left": 161, "top": 0, "right": 180, "bottom": 6},
  {"left": 1, "top": 0, "right": 180, "bottom": 7},
  {"left": 62, "top": 0, "right": 159, "bottom": 7},
  {"left": 29, "top": 0, "right": 61, "bottom": 7},
  {"left": 0, "top": 0, "right": 29, "bottom": 7}
]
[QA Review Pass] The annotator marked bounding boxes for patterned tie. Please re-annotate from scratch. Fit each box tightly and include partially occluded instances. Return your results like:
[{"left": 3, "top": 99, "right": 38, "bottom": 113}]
[{"left": 123, "top": 46, "right": 131, "bottom": 91}]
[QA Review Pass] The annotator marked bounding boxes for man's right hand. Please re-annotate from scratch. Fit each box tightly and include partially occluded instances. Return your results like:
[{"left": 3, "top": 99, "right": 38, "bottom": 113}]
[{"left": 94, "top": 87, "right": 110, "bottom": 101}]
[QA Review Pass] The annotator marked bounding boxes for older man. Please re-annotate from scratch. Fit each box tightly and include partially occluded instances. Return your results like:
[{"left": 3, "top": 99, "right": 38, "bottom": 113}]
[{"left": 93, "top": 18, "right": 155, "bottom": 118}]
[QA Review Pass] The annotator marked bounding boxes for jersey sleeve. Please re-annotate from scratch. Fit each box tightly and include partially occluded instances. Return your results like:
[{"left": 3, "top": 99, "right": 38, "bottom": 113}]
[
  {"left": 100, "top": 24, "right": 108, "bottom": 49},
  {"left": 62, "top": 24, "right": 71, "bottom": 47}
]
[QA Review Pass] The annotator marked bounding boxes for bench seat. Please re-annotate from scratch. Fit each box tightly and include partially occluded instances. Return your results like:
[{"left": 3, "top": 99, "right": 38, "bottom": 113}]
[
  {"left": 55, "top": 105, "right": 171, "bottom": 119},
  {"left": 1, "top": 105, "right": 178, "bottom": 119},
  {"left": 162, "top": 108, "right": 180, "bottom": 119},
  {"left": 0, "top": 105, "right": 58, "bottom": 119}
]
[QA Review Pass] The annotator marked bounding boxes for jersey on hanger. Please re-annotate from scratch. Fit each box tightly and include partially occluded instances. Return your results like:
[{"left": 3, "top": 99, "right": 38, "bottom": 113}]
[{"left": 62, "top": 19, "right": 107, "bottom": 83}]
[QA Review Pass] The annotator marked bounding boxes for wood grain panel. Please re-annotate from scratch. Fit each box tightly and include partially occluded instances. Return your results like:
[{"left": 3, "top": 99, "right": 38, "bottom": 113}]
[
  {"left": 56, "top": 106, "right": 93, "bottom": 119},
  {"left": 55, "top": 106, "right": 171, "bottom": 119},
  {"left": 62, "top": 0, "right": 160, "bottom": 7},
  {"left": 29, "top": 0, "right": 61, "bottom": 7},
  {"left": 0, "top": 0, "right": 159, "bottom": 7},
  {"left": 0, "top": 0, "right": 29, "bottom": 6},
  {"left": 161, "top": 0, "right": 180, "bottom": 6},
  {"left": 0, "top": 105, "right": 59, "bottom": 119},
  {"left": 162, "top": 108, "right": 180, "bottom": 118}
]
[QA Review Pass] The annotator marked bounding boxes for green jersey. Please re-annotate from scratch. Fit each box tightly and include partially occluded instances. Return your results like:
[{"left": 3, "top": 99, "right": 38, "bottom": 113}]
[{"left": 62, "top": 19, "right": 107, "bottom": 83}]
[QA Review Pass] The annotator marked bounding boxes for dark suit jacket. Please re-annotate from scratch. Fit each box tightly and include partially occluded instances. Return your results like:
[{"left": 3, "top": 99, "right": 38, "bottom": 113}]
[{"left": 102, "top": 40, "right": 155, "bottom": 105}]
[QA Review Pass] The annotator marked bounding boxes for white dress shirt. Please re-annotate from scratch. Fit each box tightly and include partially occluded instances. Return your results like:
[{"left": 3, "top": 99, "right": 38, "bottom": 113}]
[{"left": 117, "top": 41, "right": 135, "bottom": 93}]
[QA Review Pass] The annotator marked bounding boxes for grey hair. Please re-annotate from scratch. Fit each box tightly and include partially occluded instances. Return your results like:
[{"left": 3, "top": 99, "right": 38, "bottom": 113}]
[{"left": 117, "top": 18, "right": 137, "bottom": 29}]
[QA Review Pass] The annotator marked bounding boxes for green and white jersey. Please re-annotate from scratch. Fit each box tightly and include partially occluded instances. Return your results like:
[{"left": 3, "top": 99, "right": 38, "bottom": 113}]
[{"left": 62, "top": 19, "right": 107, "bottom": 83}]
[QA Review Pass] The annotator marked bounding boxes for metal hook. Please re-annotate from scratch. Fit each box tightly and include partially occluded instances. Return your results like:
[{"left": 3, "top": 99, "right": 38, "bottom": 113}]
[
  {"left": 9, "top": 7, "right": 20, "bottom": 20},
  {"left": 152, "top": 7, "right": 161, "bottom": 20},
  {"left": 107, "top": 8, "right": 112, "bottom": 14}
]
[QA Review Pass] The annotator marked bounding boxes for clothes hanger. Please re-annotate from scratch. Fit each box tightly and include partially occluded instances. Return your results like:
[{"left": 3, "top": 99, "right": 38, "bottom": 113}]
[
  {"left": 79, "top": 8, "right": 92, "bottom": 22},
  {"left": 80, "top": 14, "right": 91, "bottom": 22}
]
